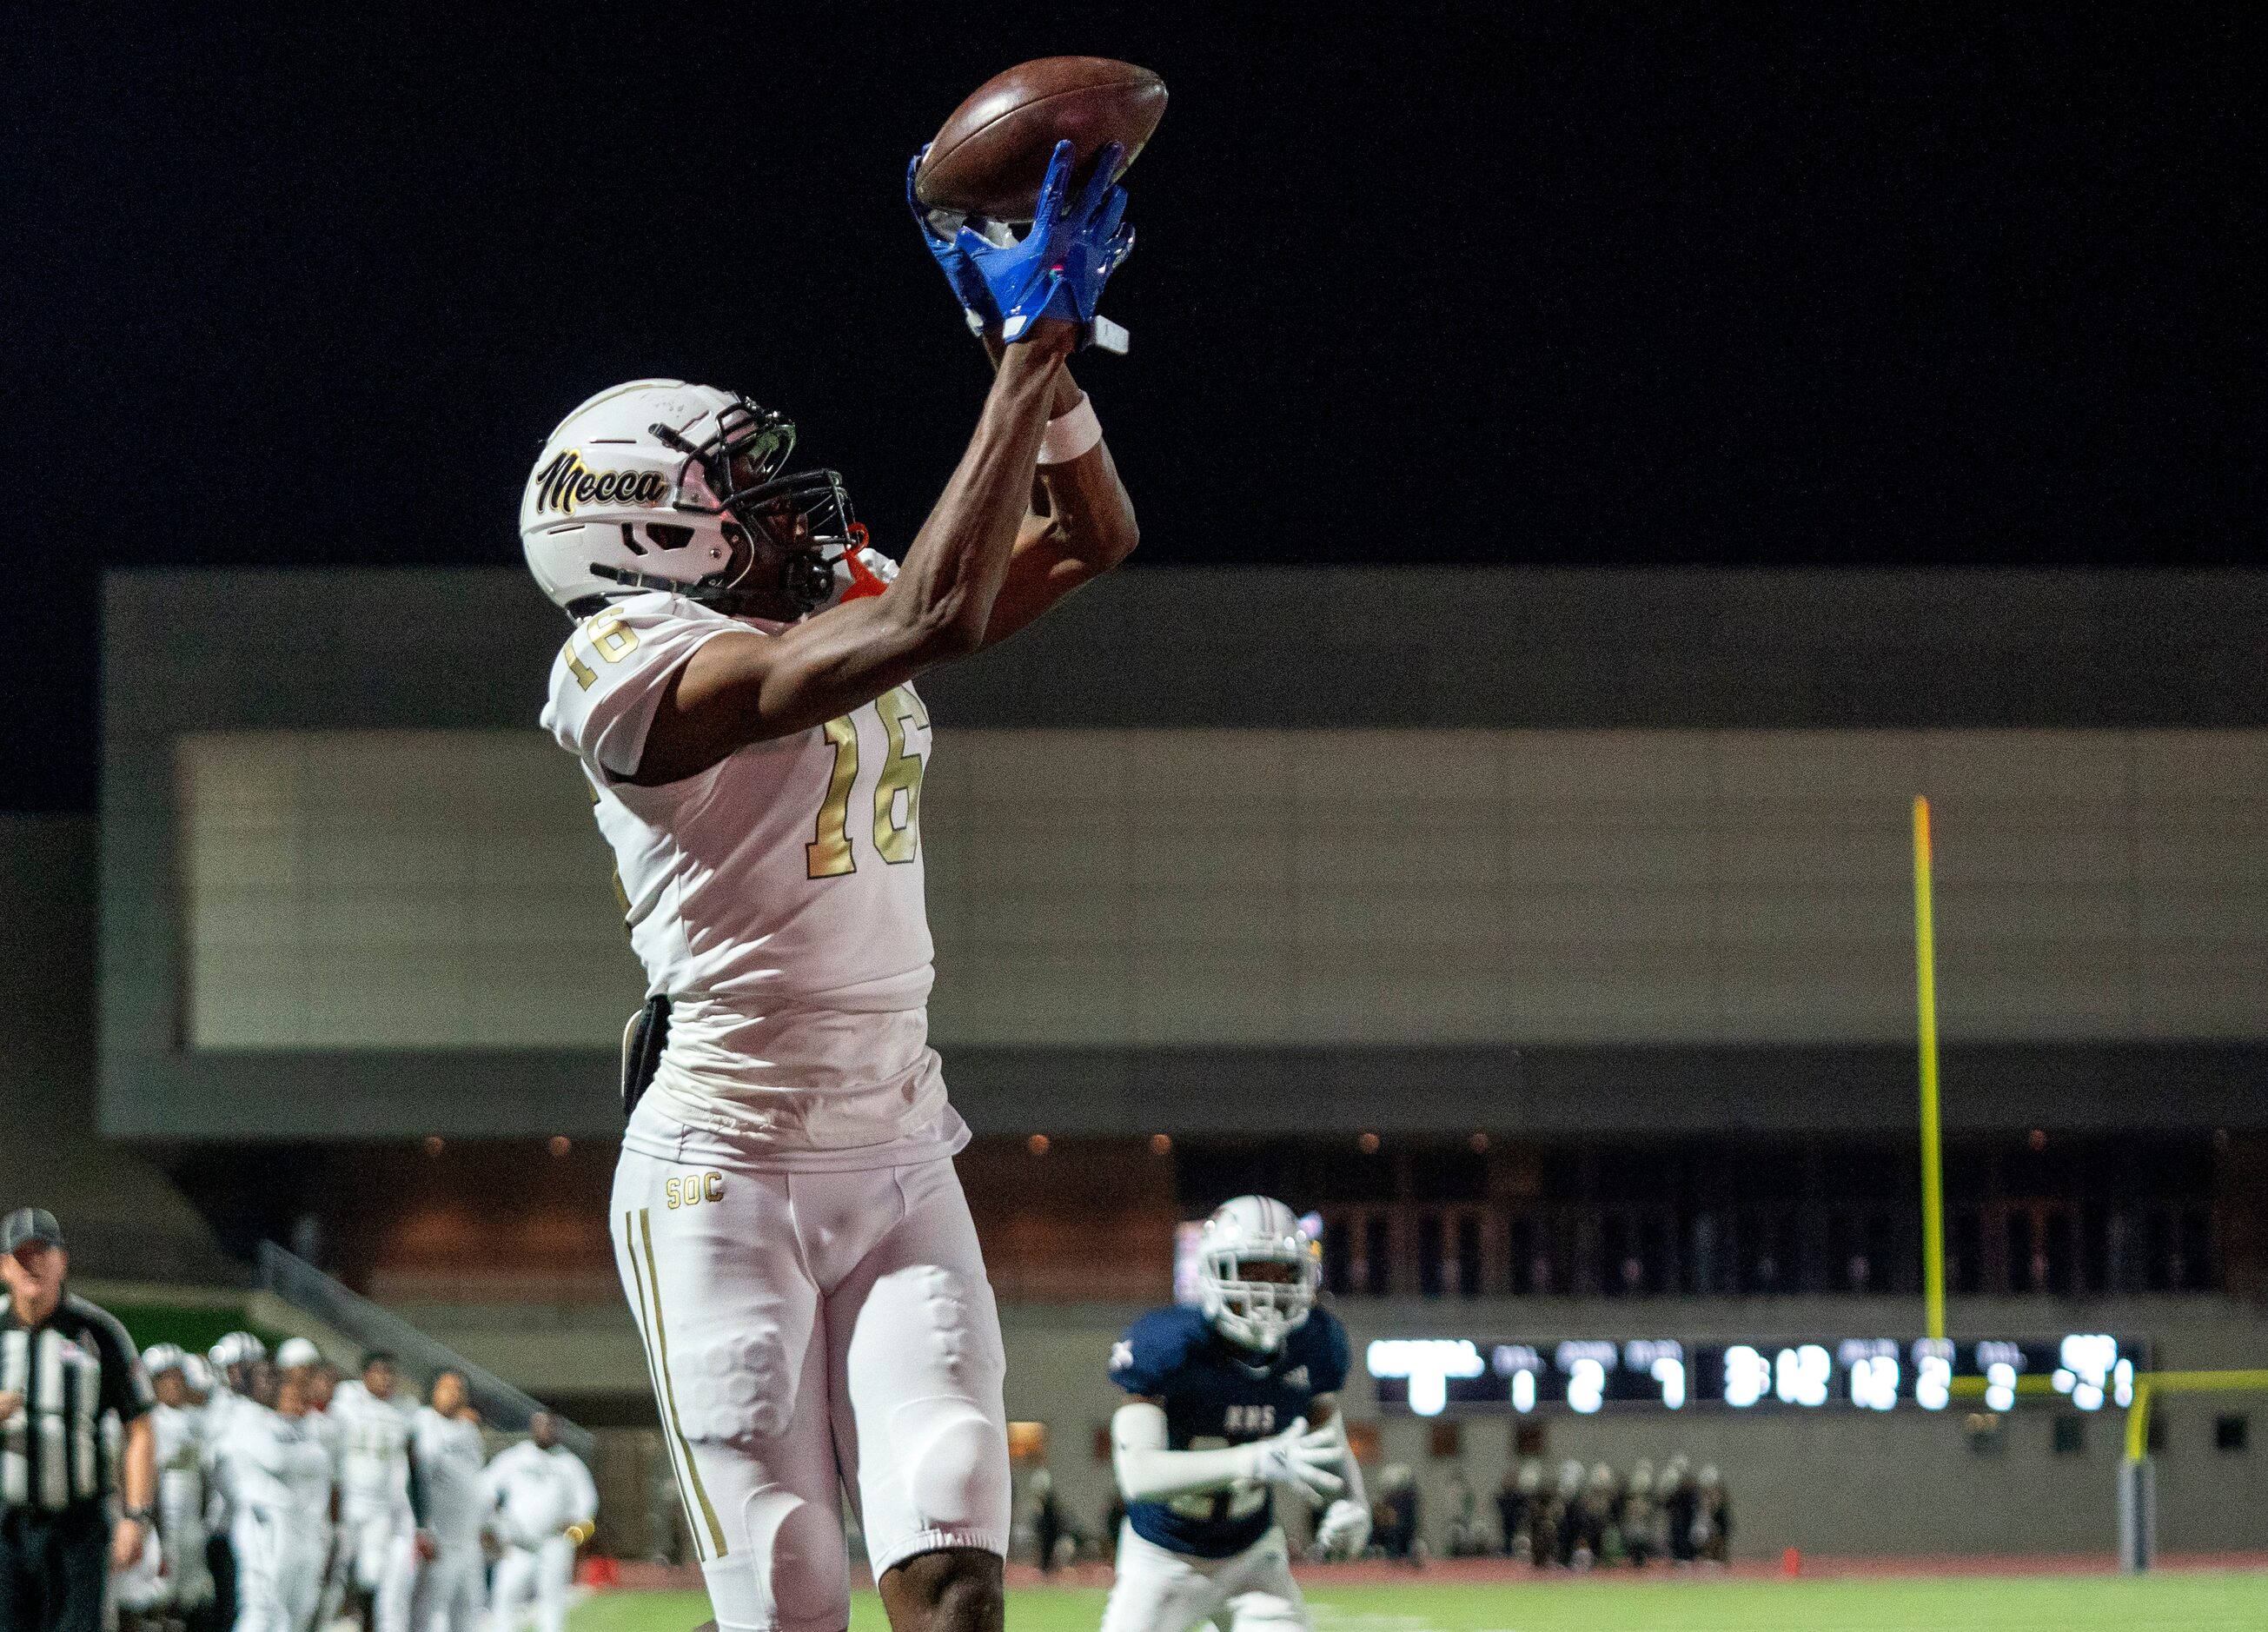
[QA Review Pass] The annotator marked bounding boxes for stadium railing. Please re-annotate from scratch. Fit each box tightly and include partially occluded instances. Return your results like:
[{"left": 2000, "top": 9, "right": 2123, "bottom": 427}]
[{"left": 255, "top": 1240, "right": 596, "bottom": 1457}]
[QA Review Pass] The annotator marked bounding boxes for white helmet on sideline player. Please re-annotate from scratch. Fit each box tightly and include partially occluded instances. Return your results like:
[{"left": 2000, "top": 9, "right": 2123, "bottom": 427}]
[
  {"left": 141, "top": 1343, "right": 185, "bottom": 1379},
  {"left": 521, "top": 380, "right": 889, "bottom": 621},
  {"left": 1197, "top": 1195, "right": 1318, "bottom": 1353},
  {"left": 208, "top": 1331, "right": 266, "bottom": 1378}
]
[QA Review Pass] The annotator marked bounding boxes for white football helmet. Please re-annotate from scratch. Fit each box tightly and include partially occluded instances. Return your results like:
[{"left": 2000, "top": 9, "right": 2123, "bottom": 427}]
[
  {"left": 521, "top": 379, "right": 885, "bottom": 619},
  {"left": 207, "top": 1331, "right": 266, "bottom": 1377},
  {"left": 140, "top": 1343, "right": 185, "bottom": 1379},
  {"left": 1197, "top": 1195, "right": 1319, "bottom": 1353}
]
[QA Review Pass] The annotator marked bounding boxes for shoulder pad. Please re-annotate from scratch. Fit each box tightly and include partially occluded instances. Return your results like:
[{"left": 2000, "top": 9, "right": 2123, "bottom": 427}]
[
  {"left": 1290, "top": 1306, "right": 1352, "bottom": 1393},
  {"left": 1110, "top": 1306, "right": 1210, "bottom": 1396}
]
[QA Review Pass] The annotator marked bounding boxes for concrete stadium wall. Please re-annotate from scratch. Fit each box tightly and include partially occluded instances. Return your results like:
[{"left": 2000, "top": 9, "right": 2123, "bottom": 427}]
[
  {"left": 174, "top": 725, "right": 2268, "bottom": 1052},
  {"left": 103, "top": 567, "right": 2268, "bottom": 1139}
]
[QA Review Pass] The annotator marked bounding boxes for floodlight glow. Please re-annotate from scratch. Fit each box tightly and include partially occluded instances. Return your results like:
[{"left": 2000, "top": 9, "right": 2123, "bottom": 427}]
[
  {"left": 1367, "top": 1339, "right": 1484, "bottom": 1416},
  {"left": 1986, "top": 1362, "right": 2017, "bottom": 1412},
  {"left": 1775, "top": 1344, "right": 1831, "bottom": 1407},
  {"left": 1723, "top": 1345, "right": 1771, "bottom": 1409},
  {"left": 1917, "top": 1353, "right": 1953, "bottom": 1411},
  {"left": 1568, "top": 1357, "right": 1606, "bottom": 1415},
  {"left": 1850, "top": 1354, "right": 1900, "bottom": 1411}
]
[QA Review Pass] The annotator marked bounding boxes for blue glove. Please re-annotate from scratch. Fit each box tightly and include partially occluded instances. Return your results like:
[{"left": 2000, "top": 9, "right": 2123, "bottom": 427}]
[
  {"left": 952, "top": 140, "right": 1135, "bottom": 343},
  {"left": 906, "top": 150, "right": 997, "bottom": 333}
]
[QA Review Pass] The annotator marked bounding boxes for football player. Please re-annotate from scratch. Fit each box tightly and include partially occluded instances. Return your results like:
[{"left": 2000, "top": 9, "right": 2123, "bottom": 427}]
[
  {"left": 1100, "top": 1197, "right": 1369, "bottom": 1632},
  {"left": 200, "top": 1332, "right": 266, "bottom": 1632},
  {"left": 208, "top": 1362, "right": 334, "bottom": 1632},
  {"left": 328, "top": 1351, "right": 426, "bottom": 1632},
  {"left": 411, "top": 1373, "right": 486, "bottom": 1632},
  {"left": 117, "top": 1344, "right": 215, "bottom": 1629},
  {"left": 481, "top": 1414, "right": 597, "bottom": 1632},
  {"left": 526, "top": 139, "right": 1137, "bottom": 1632}
]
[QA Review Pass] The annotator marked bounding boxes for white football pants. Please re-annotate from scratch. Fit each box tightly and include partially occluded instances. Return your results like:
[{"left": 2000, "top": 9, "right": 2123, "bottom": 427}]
[
  {"left": 487, "top": 1537, "right": 572, "bottom": 1632},
  {"left": 344, "top": 1503, "right": 418, "bottom": 1632},
  {"left": 1100, "top": 1524, "right": 1310, "bottom": 1632},
  {"left": 416, "top": 1536, "right": 484, "bottom": 1632},
  {"left": 229, "top": 1508, "right": 325, "bottom": 1632},
  {"left": 611, "top": 1140, "right": 1011, "bottom": 1632}
]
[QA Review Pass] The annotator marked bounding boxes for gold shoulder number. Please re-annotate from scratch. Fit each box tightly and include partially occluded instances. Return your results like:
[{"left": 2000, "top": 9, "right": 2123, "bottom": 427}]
[{"left": 561, "top": 613, "right": 641, "bottom": 692}]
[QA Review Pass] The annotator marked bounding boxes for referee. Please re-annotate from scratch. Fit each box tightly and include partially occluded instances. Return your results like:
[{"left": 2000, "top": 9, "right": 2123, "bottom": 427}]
[{"left": 1, "top": 1209, "right": 156, "bottom": 1632}]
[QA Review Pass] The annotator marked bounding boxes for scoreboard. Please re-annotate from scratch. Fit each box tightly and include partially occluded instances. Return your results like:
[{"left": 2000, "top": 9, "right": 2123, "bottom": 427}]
[{"left": 1366, "top": 1334, "right": 2145, "bottom": 1416}]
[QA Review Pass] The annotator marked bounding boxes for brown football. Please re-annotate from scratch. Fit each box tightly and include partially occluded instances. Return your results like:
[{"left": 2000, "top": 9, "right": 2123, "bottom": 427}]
[{"left": 915, "top": 56, "right": 1166, "bottom": 223}]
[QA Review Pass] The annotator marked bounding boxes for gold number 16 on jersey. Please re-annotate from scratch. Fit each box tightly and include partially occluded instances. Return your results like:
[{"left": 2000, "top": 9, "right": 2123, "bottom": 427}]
[{"left": 806, "top": 687, "right": 928, "bottom": 878}]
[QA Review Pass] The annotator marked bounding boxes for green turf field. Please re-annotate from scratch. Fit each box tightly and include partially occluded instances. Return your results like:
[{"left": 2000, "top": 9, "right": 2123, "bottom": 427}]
[{"left": 572, "top": 1574, "right": 2268, "bottom": 1632}]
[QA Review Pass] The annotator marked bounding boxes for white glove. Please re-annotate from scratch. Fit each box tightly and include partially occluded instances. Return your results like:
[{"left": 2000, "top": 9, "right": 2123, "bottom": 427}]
[
  {"left": 1314, "top": 1497, "right": 1371, "bottom": 1559},
  {"left": 1237, "top": 1417, "right": 1344, "bottom": 1505}
]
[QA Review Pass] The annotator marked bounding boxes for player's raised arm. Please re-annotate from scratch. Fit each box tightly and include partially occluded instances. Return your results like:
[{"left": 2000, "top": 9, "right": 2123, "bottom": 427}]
[
  {"left": 628, "top": 140, "right": 1135, "bottom": 783},
  {"left": 911, "top": 140, "right": 1142, "bottom": 647},
  {"left": 967, "top": 341, "right": 1140, "bottom": 649},
  {"left": 631, "top": 326, "right": 1070, "bottom": 780}
]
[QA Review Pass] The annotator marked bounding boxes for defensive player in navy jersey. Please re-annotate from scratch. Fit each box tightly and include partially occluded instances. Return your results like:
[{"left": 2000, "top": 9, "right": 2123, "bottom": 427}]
[{"left": 1101, "top": 1198, "right": 1370, "bottom": 1632}]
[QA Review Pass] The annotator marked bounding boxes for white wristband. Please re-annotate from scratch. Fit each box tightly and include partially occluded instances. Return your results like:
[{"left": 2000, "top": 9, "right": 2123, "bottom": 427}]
[{"left": 1036, "top": 395, "right": 1103, "bottom": 466}]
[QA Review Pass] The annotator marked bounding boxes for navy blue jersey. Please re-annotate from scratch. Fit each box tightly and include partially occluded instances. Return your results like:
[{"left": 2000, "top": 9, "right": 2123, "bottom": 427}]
[{"left": 1108, "top": 1304, "right": 1350, "bottom": 1559}]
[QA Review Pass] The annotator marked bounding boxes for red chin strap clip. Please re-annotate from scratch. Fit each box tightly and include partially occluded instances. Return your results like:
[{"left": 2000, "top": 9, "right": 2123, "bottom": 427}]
[{"left": 838, "top": 523, "right": 887, "bottom": 601}]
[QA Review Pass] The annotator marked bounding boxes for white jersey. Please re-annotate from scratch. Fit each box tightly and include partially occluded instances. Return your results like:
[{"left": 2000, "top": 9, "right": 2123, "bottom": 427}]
[
  {"left": 329, "top": 1381, "right": 415, "bottom": 1515},
  {"left": 151, "top": 1400, "right": 214, "bottom": 1588},
  {"left": 481, "top": 1441, "right": 597, "bottom": 1553},
  {"left": 414, "top": 1408, "right": 487, "bottom": 1548},
  {"left": 303, "top": 1403, "right": 342, "bottom": 1481},
  {"left": 213, "top": 1404, "right": 333, "bottom": 1520},
  {"left": 540, "top": 589, "right": 964, "bottom": 1164},
  {"left": 152, "top": 1400, "right": 207, "bottom": 1518}
]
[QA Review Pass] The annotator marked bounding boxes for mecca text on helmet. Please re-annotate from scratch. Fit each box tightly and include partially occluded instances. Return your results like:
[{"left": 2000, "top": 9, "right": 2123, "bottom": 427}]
[{"left": 519, "top": 381, "right": 876, "bottom": 623}]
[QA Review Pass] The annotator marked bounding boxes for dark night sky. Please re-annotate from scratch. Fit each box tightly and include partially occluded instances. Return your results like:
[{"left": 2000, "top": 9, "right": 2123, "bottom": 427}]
[{"left": 3, "top": 7, "right": 2258, "bottom": 809}]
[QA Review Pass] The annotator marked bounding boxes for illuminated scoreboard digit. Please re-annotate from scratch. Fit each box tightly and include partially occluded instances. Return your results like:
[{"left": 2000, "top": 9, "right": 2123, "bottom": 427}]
[{"left": 1368, "top": 1332, "right": 2145, "bottom": 1416}]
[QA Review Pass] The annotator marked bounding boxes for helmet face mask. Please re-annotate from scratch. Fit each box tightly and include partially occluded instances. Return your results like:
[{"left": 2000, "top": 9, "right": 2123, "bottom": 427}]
[
  {"left": 651, "top": 400, "right": 858, "bottom": 620},
  {"left": 1197, "top": 1195, "right": 1318, "bottom": 1354}
]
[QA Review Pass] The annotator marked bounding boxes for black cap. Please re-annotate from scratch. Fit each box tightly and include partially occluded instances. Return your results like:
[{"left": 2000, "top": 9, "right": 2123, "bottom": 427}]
[{"left": 2, "top": 1208, "right": 64, "bottom": 1254}]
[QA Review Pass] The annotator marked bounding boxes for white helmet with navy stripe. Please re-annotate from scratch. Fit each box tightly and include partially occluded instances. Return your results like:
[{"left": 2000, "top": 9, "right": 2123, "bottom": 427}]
[{"left": 1197, "top": 1195, "right": 1319, "bottom": 1353}]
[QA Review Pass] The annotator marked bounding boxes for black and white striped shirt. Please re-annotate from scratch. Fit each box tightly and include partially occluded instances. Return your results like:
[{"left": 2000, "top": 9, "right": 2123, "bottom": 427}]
[{"left": 2, "top": 1292, "right": 153, "bottom": 1512}]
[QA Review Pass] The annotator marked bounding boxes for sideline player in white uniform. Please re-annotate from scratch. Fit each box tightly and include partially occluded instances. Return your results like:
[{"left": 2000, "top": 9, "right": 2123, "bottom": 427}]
[
  {"left": 272, "top": 1339, "right": 344, "bottom": 1632},
  {"left": 481, "top": 1415, "right": 596, "bottom": 1632},
  {"left": 328, "top": 1352, "right": 425, "bottom": 1632},
  {"left": 117, "top": 1345, "right": 216, "bottom": 1624},
  {"left": 1101, "top": 1198, "right": 1370, "bottom": 1632},
  {"left": 409, "top": 1374, "right": 485, "bottom": 1632},
  {"left": 201, "top": 1332, "right": 268, "bottom": 1632},
  {"left": 209, "top": 1363, "right": 335, "bottom": 1632},
  {"left": 524, "top": 138, "right": 1138, "bottom": 1632}
]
